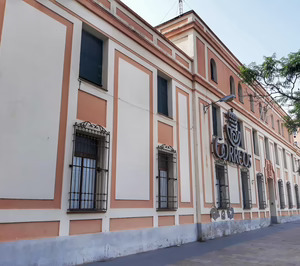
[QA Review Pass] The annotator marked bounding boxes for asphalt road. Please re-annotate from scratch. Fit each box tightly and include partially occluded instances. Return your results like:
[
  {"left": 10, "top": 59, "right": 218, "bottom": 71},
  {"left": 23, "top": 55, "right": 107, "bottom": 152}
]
[{"left": 87, "top": 221, "right": 300, "bottom": 266}]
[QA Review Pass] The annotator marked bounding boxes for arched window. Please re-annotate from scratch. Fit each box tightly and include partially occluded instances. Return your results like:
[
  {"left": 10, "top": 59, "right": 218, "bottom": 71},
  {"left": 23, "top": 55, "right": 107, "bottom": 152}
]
[
  {"left": 238, "top": 83, "right": 243, "bottom": 103},
  {"left": 230, "top": 76, "right": 235, "bottom": 96},
  {"left": 210, "top": 58, "right": 217, "bottom": 83}
]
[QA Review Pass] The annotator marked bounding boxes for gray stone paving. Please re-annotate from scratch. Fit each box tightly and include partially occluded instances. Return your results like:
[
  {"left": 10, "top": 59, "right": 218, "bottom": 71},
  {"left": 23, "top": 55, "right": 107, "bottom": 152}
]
[{"left": 87, "top": 221, "right": 300, "bottom": 266}]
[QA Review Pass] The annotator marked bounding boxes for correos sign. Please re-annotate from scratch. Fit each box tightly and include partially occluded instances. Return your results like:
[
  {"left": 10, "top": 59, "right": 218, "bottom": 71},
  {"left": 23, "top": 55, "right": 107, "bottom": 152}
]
[{"left": 213, "top": 110, "right": 252, "bottom": 168}]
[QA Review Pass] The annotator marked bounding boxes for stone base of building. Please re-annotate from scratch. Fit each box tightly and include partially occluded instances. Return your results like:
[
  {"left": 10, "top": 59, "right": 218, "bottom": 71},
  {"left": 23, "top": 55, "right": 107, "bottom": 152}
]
[
  {"left": 275, "top": 214, "right": 300, "bottom": 224},
  {"left": 0, "top": 224, "right": 197, "bottom": 266},
  {"left": 200, "top": 218, "right": 271, "bottom": 240}
]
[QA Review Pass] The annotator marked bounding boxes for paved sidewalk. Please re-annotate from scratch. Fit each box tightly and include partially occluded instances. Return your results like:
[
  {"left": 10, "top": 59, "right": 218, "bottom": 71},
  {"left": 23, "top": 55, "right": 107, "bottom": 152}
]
[{"left": 87, "top": 221, "right": 300, "bottom": 266}]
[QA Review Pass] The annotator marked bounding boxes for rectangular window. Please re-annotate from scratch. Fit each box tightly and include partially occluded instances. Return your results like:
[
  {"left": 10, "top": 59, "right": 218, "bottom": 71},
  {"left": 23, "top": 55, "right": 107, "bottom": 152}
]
[
  {"left": 283, "top": 148, "right": 287, "bottom": 169},
  {"left": 278, "top": 180, "right": 285, "bottom": 209},
  {"left": 281, "top": 123, "right": 285, "bottom": 137},
  {"left": 287, "top": 182, "right": 293, "bottom": 209},
  {"left": 250, "top": 95, "right": 254, "bottom": 112},
  {"left": 215, "top": 163, "right": 230, "bottom": 209},
  {"left": 157, "top": 145, "right": 177, "bottom": 210},
  {"left": 274, "top": 143, "right": 279, "bottom": 165},
  {"left": 252, "top": 129, "right": 259, "bottom": 156},
  {"left": 157, "top": 75, "right": 169, "bottom": 117},
  {"left": 264, "top": 137, "right": 270, "bottom": 160},
  {"left": 237, "top": 120, "right": 244, "bottom": 149},
  {"left": 291, "top": 155, "right": 295, "bottom": 172},
  {"left": 257, "top": 174, "right": 266, "bottom": 209},
  {"left": 241, "top": 169, "right": 252, "bottom": 209},
  {"left": 295, "top": 185, "right": 300, "bottom": 209},
  {"left": 79, "top": 30, "right": 103, "bottom": 87},
  {"left": 277, "top": 120, "right": 281, "bottom": 135},
  {"left": 271, "top": 115, "right": 274, "bottom": 129},
  {"left": 212, "top": 105, "right": 221, "bottom": 137},
  {"left": 69, "top": 122, "right": 110, "bottom": 212}
]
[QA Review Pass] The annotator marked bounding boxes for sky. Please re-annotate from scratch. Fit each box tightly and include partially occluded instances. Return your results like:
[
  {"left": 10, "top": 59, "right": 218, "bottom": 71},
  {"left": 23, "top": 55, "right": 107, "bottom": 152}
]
[{"left": 120, "top": 0, "right": 300, "bottom": 65}]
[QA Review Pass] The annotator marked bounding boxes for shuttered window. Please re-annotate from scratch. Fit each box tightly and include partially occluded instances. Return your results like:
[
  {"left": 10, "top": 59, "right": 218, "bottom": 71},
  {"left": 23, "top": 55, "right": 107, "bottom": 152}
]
[
  {"left": 79, "top": 30, "right": 103, "bottom": 87},
  {"left": 157, "top": 76, "right": 169, "bottom": 116}
]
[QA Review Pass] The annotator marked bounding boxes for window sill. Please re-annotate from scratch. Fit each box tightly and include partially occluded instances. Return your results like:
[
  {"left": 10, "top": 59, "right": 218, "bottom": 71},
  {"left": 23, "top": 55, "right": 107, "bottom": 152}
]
[
  {"left": 67, "top": 209, "right": 107, "bottom": 214},
  {"left": 156, "top": 208, "right": 177, "bottom": 212},
  {"left": 157, "top": 112, "right": 173, "bottom": 120},
  {"left": 79, "top": 77, "right": 108, "bottom": 92},
  {"left": 211, "top": 79, "right": 218, "bottom": 85}
]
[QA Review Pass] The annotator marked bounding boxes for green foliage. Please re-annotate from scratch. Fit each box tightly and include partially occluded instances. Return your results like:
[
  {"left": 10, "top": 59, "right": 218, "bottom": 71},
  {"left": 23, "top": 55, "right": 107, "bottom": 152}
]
[{"left": 239, "top": 50, "right": 300, "bottom": 133}]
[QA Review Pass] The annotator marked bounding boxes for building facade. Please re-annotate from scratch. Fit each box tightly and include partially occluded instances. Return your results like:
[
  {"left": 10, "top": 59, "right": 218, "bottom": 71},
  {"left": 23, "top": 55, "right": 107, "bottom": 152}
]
[{"left": 0, "top": 0, "right": 300, "bottom": 265}]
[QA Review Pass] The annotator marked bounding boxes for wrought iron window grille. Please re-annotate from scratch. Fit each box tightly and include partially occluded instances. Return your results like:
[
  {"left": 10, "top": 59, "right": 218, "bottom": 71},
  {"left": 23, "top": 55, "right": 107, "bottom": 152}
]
[
  {"left": 68, "top": 121, "right": 110, "bottom": 212},
  {"left": 278, "top": 179, "right": 285, "bottom": 209},
  {"left": 257, "top": 173, "right": 266, "bottom": 210},
  {"left": 156, "top": 144, "right": 178, "bottom": 211},
  {"left": 286, "top": 181, "right": 293, "bottom": 209},
  {"left": 241, "top": 168, "right": 252, "bottom": 210},
  {"left": 215, "top": 162, "right": 230, "bottom": 210},
  {"left": 295, "top": 184, "right": 300, "bottom": 209}
]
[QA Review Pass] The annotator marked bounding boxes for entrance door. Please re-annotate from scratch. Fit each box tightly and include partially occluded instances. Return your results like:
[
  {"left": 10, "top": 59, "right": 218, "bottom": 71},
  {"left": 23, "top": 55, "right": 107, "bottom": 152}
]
[{"left": 267, "top": 178, "right": 277, "bottom": 223}]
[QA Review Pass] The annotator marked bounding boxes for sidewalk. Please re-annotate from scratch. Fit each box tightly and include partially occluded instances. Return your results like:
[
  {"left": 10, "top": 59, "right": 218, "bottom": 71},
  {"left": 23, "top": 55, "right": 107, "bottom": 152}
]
[{"left": 87, "top": 221, "right": 300, "bottom": 266}]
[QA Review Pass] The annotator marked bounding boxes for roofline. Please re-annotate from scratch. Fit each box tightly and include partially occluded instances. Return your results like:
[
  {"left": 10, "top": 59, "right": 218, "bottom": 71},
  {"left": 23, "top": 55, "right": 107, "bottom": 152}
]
[
  {"left": 156, "top": 10, "right": 290, "bottom": 118},
  {"left": 116, "top": 0, "right": 193, "bottom": 61},
  {"left": 155, "top": 10, "right": 194, "bottom": 28}
]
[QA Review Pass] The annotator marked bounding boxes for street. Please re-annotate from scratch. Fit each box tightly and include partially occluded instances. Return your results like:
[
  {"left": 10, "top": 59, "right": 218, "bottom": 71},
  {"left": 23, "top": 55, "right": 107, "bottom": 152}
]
[{"left": 88, "top": 221, "right": 300, "bottom": 266}]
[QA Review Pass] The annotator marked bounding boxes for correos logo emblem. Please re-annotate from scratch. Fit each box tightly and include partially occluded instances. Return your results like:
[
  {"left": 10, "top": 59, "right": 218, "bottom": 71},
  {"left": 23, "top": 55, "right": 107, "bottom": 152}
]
[{"left": 213, "top": 110, "right": 252, "bottom": 168}]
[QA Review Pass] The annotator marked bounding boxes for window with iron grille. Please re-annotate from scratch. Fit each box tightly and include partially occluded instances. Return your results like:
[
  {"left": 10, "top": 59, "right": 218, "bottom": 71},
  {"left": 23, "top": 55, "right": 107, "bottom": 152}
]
[
  {"left": 257, "top": 173, "right": 266, "bottom": 209},
  {"left": 241, "top": 169, "right": 252, "bottom": 209},
  {"left": 295, "top": 184, "right": 300, "bottom": 209},
  {"left": 69, "top": 121, "right": 110, "bottom": 212},
  {"left": 278, "top": 179, "right": 285, "bottom": 209},
  {"left": 287, "top": 181, "right": 293, "bottom": 209},
  {"left": 215, "top": 163, "right": 230, "bottom": 209},
  {"left": 157, "top": 144, "right": 177, "bottom": 210}
]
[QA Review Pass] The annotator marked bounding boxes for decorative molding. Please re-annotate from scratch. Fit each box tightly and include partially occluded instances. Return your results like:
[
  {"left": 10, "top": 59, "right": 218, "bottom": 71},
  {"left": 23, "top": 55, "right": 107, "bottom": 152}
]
[
  {"left": 157, "top": 144, "right": 176, "bottom": 154},
  {"left": 227, "top": 207, "right": 234, "bottom": 219},
  {"left": 210, "top": 207, "right": 219, "bottom": 221},
  {"left": 74, "top": 121, "right": 109, "bottom": 136}
]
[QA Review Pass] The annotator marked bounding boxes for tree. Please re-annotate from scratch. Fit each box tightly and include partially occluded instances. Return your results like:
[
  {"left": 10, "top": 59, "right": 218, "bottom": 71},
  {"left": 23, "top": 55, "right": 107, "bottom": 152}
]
[{"left": 239, "top": 50, "right": 300, "bottom": 133}]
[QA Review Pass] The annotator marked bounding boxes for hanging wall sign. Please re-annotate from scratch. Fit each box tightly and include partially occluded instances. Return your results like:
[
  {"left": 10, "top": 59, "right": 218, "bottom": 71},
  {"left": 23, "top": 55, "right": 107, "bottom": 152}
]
[{"left": 213, "top": 110, "right": 252, "bottom": 168}]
